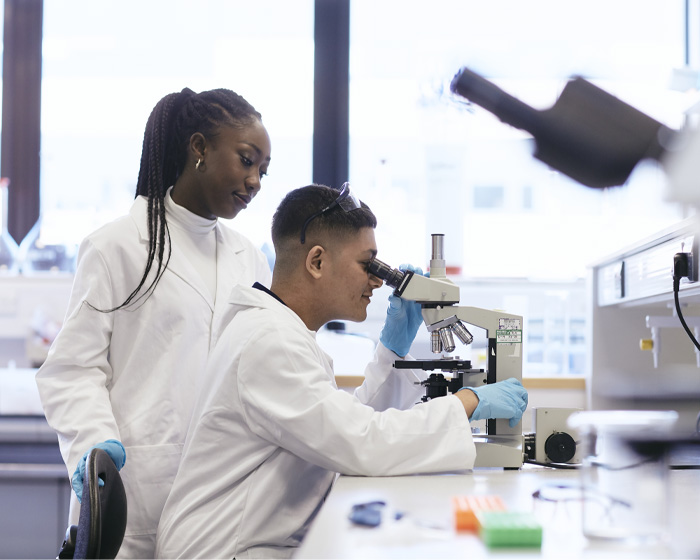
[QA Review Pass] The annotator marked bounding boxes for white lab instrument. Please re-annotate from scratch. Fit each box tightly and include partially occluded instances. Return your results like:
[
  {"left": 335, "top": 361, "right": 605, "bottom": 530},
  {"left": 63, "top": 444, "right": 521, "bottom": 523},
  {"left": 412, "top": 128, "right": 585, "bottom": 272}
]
[
  {"left": 526, "top": 407, "right": 582, "bottom": 465},
  {"left": 371, "top": 238, "right": 583, "bottom": 468},
  {"left": 369, "top": 234, "right": 528, "bottom": 468}
]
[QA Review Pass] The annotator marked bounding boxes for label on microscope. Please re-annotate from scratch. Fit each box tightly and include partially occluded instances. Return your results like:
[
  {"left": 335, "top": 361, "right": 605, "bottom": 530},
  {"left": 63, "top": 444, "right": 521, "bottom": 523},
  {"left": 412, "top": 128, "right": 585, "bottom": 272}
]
[
  {"left": 496, "top": 319, "right": 522, "bottom": 343},
  {"left": 498, "top": 318, "right": 521, "bottom": 330},
  {"left": 496, "top": 329, "right": 522, "bottom": 343}
]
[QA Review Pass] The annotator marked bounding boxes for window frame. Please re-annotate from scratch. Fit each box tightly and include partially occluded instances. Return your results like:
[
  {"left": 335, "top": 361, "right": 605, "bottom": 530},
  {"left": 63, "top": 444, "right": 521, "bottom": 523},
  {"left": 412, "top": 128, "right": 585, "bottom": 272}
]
[
  {"left": 1, "top": 0, "right": 351, "bottom": 243},
  {"left": 1, "top": 0, "right": 43, "bottom": 244}
]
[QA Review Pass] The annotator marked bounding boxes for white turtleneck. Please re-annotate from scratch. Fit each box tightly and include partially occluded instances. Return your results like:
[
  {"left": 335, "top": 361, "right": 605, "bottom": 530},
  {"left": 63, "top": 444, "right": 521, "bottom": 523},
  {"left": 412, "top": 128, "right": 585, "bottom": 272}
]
[{"left": 164, "top": 187, "right": 218, "bottom": 301}]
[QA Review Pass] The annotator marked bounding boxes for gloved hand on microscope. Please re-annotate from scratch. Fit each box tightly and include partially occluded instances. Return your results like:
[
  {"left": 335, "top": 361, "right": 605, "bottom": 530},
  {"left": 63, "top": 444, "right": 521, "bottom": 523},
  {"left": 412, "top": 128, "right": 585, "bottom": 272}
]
[
  {"left": 457, "top": 379, "right": 528, "bottom": 427},
  {"left": 378, "top": 263, "right": 425, "bottom": 358}
]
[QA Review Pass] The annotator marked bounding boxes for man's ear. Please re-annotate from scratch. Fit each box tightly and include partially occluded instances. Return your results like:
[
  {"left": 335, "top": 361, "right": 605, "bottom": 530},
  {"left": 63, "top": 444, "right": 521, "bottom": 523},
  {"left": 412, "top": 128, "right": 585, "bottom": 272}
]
[{"left": 305, "top": 245, "right": 325, "bottom": 280}]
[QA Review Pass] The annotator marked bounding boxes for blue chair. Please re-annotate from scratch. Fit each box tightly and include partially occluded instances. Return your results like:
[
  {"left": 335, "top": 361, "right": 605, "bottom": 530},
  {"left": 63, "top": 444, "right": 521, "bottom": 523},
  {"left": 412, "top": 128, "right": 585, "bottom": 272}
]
[{"left": 57, "top": 448, "right": 127, "bottom": 559}]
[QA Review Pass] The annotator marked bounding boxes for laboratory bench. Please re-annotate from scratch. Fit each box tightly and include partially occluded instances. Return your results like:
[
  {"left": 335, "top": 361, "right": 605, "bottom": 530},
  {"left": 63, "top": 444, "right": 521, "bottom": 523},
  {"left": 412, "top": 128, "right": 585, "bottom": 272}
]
[
  {"left": 295, "top": 465, "right": 700, "bottom": 559},
  {"left": 336, "top": 376, "right": 586, "bottom": 390},
  {"left": 335, "top": 375, "right": 587, "bottom": 435}
]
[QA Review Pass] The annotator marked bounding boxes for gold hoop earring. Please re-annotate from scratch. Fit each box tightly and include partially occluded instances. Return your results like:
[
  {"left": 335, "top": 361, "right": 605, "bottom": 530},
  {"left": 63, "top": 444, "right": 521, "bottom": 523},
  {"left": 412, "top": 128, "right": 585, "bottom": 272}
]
[{"left": 195, "top": 158, "right": 203, "bottom": 170}]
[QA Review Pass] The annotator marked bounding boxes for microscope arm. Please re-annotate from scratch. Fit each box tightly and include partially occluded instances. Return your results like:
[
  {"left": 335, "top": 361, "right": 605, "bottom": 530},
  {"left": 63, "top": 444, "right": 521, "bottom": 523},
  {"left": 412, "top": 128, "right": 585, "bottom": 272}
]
[
  {"left": 422, "top": 306, "right": 523, "bottom": 385},
  {"left": 422, "top": 306, "right": 515, "bottom": 335},
  {"left": 396, "top": 273, "right": 460, "bottom": 305}
]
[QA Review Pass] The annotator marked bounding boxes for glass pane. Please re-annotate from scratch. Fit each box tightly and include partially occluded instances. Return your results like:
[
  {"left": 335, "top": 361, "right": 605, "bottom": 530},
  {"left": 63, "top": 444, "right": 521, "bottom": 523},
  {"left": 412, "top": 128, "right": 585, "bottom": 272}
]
[
  {"left": 350, "top": 0, "right": 687, "bottom": 278},
  {"left": 41, "top": 0, "right": 314, "bottom": 254}
]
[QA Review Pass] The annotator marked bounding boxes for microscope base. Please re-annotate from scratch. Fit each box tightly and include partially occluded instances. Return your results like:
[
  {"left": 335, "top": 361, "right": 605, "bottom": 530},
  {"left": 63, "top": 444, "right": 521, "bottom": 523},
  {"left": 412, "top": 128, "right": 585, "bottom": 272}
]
[{"left": 473, "top": 434, "right": 524, "bottom": 469}]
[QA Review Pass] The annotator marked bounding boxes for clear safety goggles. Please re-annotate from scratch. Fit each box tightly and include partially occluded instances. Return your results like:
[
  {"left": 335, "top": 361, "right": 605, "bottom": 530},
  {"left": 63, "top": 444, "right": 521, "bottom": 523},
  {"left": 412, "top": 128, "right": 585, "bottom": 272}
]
[{"left": 300, "top": 182, "right": 362, "bottom": 244}]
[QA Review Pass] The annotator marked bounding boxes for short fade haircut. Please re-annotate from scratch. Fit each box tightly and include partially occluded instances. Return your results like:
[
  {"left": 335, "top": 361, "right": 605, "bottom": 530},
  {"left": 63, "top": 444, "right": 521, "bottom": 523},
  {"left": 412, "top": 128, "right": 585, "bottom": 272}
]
[{"left": 272, "top": 185, "right": 377, "bottom": 251}]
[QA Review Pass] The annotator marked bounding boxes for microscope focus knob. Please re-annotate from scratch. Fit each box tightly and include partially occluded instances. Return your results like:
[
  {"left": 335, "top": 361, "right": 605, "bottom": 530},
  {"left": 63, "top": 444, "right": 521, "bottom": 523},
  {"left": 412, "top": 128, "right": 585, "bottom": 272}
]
[{"left": 544, "top": 432, "right": 576, "bottom": 463}]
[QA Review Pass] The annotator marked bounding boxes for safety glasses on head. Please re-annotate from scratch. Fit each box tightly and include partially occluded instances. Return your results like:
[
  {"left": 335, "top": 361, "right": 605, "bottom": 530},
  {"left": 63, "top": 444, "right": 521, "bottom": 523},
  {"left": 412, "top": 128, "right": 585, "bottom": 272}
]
[{"left": 300, "top": 182, "right": 362, "bottom": 244}]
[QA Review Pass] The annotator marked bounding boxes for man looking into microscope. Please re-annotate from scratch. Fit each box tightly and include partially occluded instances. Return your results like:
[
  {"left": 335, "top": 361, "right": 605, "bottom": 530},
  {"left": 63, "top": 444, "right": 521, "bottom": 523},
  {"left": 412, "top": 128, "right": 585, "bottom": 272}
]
[{"left": 155, "top": 183, "right": 527, "bottom": 559}]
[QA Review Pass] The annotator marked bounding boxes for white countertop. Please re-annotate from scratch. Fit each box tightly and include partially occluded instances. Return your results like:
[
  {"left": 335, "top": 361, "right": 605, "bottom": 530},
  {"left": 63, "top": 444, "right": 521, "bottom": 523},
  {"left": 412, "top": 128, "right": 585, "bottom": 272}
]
[
  {"left": 295, "top": 465, "right": 700, "bottom": 559},
  {"left": 0, "top": 367, "right": 43, "bottom": 415}
]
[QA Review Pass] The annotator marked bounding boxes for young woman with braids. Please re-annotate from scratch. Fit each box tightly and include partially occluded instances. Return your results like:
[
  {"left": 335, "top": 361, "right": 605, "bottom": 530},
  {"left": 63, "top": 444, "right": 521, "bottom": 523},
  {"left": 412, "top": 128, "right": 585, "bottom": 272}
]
[{"left": 36, "top": 87, "right": 272, "bottom": 558}]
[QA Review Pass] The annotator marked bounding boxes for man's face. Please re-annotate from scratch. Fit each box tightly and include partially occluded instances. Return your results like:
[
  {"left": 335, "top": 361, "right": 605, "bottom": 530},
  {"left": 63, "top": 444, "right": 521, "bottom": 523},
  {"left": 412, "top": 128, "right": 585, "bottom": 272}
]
[{"left": 325, "top": 227, "right": 383, "bottom": 323}]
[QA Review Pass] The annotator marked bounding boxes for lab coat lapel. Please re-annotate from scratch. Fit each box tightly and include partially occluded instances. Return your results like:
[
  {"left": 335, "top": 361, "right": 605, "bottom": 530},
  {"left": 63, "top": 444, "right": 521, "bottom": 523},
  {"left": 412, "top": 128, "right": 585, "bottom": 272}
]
[
  {"left": 130, "top": 197, "right": 215, "bottom": 311},
  {"left": 210, "top": 227, "right": 250, "bottom": 347},
  {"left": 164, "top": 243, "right": 215, "bottom": 310}
]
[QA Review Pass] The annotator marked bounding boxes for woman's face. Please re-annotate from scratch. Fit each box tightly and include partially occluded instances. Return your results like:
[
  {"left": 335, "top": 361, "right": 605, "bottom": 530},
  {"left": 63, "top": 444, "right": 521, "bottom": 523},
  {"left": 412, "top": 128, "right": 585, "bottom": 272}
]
[{"left": 181, "top": 119, "right": 271, "bottom": 220}]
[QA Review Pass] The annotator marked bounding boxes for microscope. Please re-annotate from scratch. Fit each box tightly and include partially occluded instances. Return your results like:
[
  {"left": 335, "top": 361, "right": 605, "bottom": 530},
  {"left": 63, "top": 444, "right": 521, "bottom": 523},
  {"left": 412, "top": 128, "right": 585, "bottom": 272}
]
[{"left": 369, "top": 234, "right": 527, "bottom": 468}]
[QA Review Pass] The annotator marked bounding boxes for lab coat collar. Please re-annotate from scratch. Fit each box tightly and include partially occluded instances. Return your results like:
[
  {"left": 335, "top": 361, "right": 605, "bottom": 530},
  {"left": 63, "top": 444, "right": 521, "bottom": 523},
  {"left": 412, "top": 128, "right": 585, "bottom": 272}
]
[
  {"left": 252, "top": 282, "right": 287, "bottom": 307},
  {"left": 227, "top": 284, "right": 314, "bottom": 336},
  {"left": 129, "top": 196, "right": 250, "bottom": 311}
]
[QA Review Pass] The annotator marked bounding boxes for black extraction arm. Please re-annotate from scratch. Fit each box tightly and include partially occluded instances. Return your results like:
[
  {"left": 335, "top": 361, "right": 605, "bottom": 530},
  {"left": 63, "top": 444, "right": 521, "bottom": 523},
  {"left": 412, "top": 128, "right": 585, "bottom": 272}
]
[{"left": 450, "top": 67, "right": 677, "bottom": 189}]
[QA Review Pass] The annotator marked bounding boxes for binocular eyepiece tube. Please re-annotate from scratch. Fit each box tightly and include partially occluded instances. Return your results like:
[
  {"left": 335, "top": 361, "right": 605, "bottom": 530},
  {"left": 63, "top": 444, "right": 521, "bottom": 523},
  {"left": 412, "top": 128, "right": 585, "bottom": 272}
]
[{"left": 367, "top": 258, "right": 407, "bottom": 289}]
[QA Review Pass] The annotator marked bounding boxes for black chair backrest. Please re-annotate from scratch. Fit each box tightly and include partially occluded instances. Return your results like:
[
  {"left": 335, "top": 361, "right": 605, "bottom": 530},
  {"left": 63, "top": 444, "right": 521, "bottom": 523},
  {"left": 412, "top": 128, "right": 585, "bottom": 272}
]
[{"left": 71, "top": 447, "right": 127, "bottom": 559}]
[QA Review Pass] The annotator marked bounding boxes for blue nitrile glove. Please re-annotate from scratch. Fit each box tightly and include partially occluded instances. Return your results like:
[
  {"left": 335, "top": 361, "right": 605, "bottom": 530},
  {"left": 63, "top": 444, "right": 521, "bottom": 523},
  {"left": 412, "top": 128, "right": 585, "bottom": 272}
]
[
  {"left": 464, "top": 378, "right": 528, "bottom": 427},
  {"left": 71, "top": 439, "right": 126, "bottom": 503},
  {"left": 379, "top": 264, "right": 425, "bottom": 357}
]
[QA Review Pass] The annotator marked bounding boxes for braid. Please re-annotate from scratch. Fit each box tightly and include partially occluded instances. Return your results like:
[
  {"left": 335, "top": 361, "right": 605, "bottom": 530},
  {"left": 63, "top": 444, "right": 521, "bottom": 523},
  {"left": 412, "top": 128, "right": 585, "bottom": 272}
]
[{"left": 93, "top": 87, "right": 261, "bottom": 312}]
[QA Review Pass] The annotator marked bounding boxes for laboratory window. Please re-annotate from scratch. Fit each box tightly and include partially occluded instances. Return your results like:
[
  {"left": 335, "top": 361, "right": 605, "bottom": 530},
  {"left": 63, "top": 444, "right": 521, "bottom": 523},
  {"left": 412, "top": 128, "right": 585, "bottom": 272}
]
[
  {"left": 349, "top": 0, "right": 687, "bottom": 375},
  {"left": 39, "top": 0, "right": 314, "bottom": 254}
]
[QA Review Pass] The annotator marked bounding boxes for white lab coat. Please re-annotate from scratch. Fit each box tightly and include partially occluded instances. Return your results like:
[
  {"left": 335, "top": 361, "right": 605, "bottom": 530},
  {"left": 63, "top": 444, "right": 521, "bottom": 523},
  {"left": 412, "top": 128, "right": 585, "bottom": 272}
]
[
  {"left": 35, "top": 196, "right": 271, "bottom": 558},
  {"left": 155, "top": 285, "right": 476, "bottom": 560}
]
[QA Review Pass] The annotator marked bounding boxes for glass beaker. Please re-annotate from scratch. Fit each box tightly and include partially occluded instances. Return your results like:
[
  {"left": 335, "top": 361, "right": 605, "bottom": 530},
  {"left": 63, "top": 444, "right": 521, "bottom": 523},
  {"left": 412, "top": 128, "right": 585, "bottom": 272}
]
[
  {"left": 18, "top": 216, "right": 77, "bottom": 274},
  {"left": 568, "top": 410, "right": 678, "bottom": 544}
]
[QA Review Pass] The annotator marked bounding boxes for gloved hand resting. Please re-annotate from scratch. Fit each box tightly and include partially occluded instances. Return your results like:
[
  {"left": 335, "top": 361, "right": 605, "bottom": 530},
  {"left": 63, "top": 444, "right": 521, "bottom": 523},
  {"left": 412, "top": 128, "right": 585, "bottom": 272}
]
[
  {"left": 379, "top": 264, "right": 425, "bottom": 357},
  {"left": 71, "top": 439, "right": 126, "bottom": 502},
  {"left": 464, "top": 378, "right": 528, "bottom": 427}
]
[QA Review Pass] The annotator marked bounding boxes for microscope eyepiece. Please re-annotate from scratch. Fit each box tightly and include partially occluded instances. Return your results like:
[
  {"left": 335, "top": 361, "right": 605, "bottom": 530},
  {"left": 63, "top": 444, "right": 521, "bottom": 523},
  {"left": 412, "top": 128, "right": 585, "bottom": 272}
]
[{"left": 367, "top": 258, "right": 406, "bottom": 289}]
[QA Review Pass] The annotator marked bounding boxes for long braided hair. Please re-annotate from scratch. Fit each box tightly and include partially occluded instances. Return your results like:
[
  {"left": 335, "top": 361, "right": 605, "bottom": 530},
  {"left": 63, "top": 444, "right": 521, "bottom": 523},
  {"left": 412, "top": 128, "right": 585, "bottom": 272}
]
[{"left": 108, "top": 88, "right": 262, "bottom": 312}]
